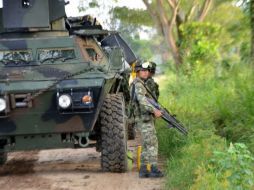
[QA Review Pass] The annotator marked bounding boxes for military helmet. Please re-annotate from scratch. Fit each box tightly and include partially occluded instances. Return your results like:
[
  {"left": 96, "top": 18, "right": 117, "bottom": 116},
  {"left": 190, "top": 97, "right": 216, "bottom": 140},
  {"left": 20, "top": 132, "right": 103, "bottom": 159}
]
[
  {"left": 149, "top": 61, "right": 157, "bottom": 74},
  {"left": 135, "top": 60, "right": 151, "bottom": 72}
]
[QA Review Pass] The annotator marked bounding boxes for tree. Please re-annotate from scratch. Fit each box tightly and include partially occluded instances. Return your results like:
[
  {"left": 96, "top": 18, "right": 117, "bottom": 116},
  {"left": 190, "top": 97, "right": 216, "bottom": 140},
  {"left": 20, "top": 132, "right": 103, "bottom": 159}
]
[
  {"left": 79, "top": 0, "right": 247, "bottom": 67},
  {"left": 115, "top": 0, "right": 214, "bottom": 66},
  {"left": 250, "top": 0, "right": 254, "bottom": 60},
  {"left": 78, "top": 0, "right": 215, "bottom": 66}
]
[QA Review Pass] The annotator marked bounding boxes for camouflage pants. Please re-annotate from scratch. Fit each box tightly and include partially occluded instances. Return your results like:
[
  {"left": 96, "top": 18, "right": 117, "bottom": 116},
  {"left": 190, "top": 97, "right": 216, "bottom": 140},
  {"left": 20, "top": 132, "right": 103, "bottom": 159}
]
[{"left": 136, "top": 115, "right": 158, "bottom": 166}]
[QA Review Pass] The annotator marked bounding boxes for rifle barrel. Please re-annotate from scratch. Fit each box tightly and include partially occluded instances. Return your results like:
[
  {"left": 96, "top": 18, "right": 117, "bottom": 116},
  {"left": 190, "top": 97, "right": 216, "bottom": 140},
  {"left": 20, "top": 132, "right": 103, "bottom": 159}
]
[
  {"left": 146, "top": 97, "right": 188, "bottom": 136},
  {"left": 162, "top": 115, "right": 188, "bottom": 136}
]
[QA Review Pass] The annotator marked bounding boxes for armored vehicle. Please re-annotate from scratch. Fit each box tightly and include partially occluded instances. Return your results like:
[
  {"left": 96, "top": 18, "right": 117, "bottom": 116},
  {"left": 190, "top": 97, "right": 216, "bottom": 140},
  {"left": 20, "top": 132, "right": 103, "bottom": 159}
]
[{"left": 0, "top": 0, "right": 136, "bottom": 172}]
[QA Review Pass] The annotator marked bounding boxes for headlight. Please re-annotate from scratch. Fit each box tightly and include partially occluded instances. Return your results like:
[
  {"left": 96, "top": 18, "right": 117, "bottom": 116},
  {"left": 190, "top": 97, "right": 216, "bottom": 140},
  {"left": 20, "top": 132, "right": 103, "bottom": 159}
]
[
  {"left": 0, "top": 98, "right": 6, "bottom": 112},
  {"left": 82, "top": 95, "right": 93, "bottom": 104},
  {"left": 58, "top": 94, "right": 72, "bottom": 109}
]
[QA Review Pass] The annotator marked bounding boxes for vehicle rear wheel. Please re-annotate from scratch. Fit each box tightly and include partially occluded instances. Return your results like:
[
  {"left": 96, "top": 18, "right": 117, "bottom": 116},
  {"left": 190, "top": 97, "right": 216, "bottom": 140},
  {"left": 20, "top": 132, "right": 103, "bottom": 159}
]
[
  {"left": 0, "top": 151, "right": 7, "bottom": 165},
  {"left": 99, "top": 94, "right": 127, "bottom": 172},
  {"left": 128, "top": 122, "right": 136, "bottom": 140}
]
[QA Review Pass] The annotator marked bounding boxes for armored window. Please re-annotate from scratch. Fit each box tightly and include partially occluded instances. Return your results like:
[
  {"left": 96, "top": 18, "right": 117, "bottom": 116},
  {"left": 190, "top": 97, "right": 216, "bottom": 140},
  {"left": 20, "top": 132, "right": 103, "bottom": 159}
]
[
  {"left": 84, "top": 47, "right": 105, "bottom": 64},
  {"left": 0, "top": 50, "right": 33, "bottom": 65},
  {"left": 38, "top": 48, "right": 76, "bottom": 63},
  {"left": 85, "top": 48, "right": 99, "bottom": 62},
  {"left": 76, "top": 37, "right": 106, "bottom": 64}
]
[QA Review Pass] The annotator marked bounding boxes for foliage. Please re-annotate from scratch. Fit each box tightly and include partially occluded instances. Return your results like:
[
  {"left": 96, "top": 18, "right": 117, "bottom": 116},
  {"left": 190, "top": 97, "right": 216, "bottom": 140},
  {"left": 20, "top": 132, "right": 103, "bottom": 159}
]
[
  {"left": 206, "top": 2, "right": 251, "bottom": 64},
  {"left": 161, "top": 129, "right": 226, "bottom": 190},
  {"left": 190, "top": 165, "right": 229, "bottom": 190},
  {"left": 156, "top": 61, "right": 254, "bottom": 189},
  {"left": 113, "top": 6, "right": 153, "bottom": 26},
  {"left": 212, "top": 143, "right": 254, "bottom": 189},
  {"left": 180, "top": 22, "right": 221, "bottom": 67},
  {"left": 78, "top": 1, "right": 250, "bottom": 66},
  {"left": 212, "top": 64, "right": 254, "bottom": 149},
  {"left": 191, "top": 143, "right": 254, "bottom": 190}
]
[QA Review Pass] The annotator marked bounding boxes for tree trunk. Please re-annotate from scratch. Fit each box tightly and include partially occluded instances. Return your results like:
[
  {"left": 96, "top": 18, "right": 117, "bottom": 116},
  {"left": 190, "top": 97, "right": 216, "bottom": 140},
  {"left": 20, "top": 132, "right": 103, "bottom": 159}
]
[
  {"left": 165, "top": 28, "right": 182, "bottom": 66},
  {"left": 198, "top": 0, "right": 213, "bottom": 21},
  {"left": 142, "top": 0, "right": 212, "bottom": 67},
  {"left": 157, "top": 0, "right": 183, "bottom": 66}
]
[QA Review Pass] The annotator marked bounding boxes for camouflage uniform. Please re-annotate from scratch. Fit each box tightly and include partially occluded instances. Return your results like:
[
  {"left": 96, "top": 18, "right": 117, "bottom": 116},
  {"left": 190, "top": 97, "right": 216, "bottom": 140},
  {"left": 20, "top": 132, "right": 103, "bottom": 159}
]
[
  {"left": 130, "top": 77, "right": 158, "bottom": 166},
  {"left": 145, "top": 77, "right": 159, "bottom": 101}
]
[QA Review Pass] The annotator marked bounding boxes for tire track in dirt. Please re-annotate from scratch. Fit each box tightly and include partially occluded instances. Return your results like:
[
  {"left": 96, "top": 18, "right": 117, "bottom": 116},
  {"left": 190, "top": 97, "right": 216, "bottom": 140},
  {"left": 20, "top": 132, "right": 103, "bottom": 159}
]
[{"left": 0, "top": 136, "right": 165, "bottom": 190}]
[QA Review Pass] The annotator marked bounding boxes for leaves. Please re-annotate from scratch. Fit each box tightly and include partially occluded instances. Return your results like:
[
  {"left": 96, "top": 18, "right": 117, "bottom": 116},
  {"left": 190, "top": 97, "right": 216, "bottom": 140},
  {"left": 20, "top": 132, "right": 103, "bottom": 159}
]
[
  {"left": 113, "top": 6, "right": 153, "bottom": 26},
  {"left": 208, "top": 143, "right": 254, "bottom": 190},
  {"left": 89, "top": 1, "right": 99, "bottom": 8},
  {"left": 179, "top": 22, "right": 221, "bottom": 71},
  {"left": 159, "top": 60, "right": 254, "bottom": 189}
]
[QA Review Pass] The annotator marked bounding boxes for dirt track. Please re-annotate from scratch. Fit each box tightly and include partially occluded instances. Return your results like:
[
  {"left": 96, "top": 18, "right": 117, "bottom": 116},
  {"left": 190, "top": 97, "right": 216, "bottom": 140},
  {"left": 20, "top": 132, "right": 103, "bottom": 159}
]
[{"left": 0, "top": 138, "right": 165, "bottom": 190}]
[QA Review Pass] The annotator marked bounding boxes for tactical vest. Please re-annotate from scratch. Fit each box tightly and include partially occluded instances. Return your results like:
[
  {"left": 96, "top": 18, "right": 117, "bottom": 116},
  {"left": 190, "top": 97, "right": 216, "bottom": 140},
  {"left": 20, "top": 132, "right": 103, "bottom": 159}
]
[
  {"left": 145, "top": 77, "right": 159, "bottom": 101},
  {"left": 130, "top": 77, "right": 153, "bottom": 117}
]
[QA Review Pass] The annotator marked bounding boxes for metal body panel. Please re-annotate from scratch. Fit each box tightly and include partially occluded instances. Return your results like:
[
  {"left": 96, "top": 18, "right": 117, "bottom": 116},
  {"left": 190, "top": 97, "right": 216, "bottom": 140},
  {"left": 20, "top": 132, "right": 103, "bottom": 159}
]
[
  {"left": 0, "top": 35, "right": 76, "bottom": 50},
  {"left": 49, "top": 0, "right": 66, "bottom": 22},
  {"left": 3, "top": 0, "right": 50, "bottom": 29},
  {"left": 2, "top": 0, "right": 66, "bottom": 30},
  {"left": 7, "top": 134, "right": 75, "bottom": 151},
  {"left": 0, "top": 78, "right": 115, "bottom": 136},
  {"left": 0, "top": 34, "right": 116, "bottom": 141}
]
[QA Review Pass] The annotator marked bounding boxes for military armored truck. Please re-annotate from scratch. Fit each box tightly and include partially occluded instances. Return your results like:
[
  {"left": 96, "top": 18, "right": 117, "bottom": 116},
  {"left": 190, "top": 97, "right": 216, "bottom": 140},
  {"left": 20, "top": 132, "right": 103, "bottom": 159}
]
[{"left": 0, "top": 0, "right": 136, "bottom": 172}]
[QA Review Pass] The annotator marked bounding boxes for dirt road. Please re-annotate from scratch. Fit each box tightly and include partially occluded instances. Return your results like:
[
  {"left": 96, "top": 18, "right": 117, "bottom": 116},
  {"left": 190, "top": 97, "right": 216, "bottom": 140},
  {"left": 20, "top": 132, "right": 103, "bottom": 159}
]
[{"left": 0, "top": 138, "right": 165, "bottom": 190}]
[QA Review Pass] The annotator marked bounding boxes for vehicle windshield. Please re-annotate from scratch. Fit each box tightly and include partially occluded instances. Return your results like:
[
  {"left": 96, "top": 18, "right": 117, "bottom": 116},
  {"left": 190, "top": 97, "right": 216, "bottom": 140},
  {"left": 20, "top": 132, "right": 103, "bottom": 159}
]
[
  {"left": 0, "top": 50, "right": 33, "bottom": 65},
  {"left": 38, "top": 48, "right": 76, "bottom": 63}
]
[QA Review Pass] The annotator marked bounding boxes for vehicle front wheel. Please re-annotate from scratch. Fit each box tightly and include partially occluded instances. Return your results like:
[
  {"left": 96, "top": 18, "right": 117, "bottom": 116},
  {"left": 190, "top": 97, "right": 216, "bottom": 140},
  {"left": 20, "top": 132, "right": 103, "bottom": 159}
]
[{"left": 99, "top": 94, "right": 128, "bottom": 172}]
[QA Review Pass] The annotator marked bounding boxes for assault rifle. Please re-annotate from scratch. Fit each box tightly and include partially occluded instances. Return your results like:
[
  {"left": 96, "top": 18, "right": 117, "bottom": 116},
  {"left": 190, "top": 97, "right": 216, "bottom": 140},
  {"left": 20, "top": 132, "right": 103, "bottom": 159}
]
[{"left": 146, "top": 97, "right": 188, "bottom": 136}]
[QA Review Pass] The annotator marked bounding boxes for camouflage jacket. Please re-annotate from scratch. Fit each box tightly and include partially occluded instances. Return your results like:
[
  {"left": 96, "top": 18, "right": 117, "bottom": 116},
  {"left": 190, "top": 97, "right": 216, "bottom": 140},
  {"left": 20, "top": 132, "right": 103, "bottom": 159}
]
[
  {"left": 130, "top": 77, "right": 154, "bottom": 118},
  {"left": 145, "top": 77, "right": 159, "bottom": 101}
]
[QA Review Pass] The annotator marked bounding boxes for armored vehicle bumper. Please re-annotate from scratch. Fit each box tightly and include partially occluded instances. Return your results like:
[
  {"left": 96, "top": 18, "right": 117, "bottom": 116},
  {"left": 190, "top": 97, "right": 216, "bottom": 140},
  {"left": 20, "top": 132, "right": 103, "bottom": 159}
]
[{"left": 0, "top": 78, "right": 106, "bottom": 136}]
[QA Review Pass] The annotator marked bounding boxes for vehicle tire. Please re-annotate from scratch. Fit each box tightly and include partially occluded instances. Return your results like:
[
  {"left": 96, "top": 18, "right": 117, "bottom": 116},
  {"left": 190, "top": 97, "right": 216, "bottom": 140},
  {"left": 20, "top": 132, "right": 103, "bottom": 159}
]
[
  {"left": 100, "top": 94, "right": 128, "bottom": 172},
  {"left": 0, "top": 151, "right": 7, "bottom": 165}
]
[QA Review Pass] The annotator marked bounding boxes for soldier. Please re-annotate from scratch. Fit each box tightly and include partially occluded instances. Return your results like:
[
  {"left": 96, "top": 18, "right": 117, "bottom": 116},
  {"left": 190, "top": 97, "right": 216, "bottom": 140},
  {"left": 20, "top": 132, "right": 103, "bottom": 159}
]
[
  {"left": 130, "top": 61, "right": 164, "bottom": 178},
  {"left": 146, "top": 61, "right": 159, "bottom": 100}
]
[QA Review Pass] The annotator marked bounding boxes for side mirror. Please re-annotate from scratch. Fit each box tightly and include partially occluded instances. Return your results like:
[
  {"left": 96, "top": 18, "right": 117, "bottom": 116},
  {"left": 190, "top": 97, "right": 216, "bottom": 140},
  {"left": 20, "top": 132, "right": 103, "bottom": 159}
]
[{"left": 108, "top": 47, "right": 124, "bottom": 71}]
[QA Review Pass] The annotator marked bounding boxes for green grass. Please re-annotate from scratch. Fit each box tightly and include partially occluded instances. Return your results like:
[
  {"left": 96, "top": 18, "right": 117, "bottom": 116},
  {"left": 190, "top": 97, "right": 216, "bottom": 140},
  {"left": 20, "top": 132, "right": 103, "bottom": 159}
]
[{"left": 156, "top": 62, "right": 254, "bottom": 189}]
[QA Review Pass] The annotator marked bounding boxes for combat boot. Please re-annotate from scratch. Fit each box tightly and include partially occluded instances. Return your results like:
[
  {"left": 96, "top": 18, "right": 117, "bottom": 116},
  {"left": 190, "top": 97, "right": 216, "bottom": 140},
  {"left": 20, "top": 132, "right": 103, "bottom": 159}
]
[
  {"left": 139, "top": 164, "right": 150, "bottom": 178},
  {"left": 149, "top": 165, "right": 164, "bottom": 178}
]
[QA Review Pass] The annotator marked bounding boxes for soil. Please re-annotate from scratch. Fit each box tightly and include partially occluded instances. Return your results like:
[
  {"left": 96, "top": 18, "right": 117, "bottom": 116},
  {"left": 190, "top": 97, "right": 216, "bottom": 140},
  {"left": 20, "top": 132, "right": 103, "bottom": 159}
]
[{"left": 0, "top": 135, "right": 165, "bottom": 190}]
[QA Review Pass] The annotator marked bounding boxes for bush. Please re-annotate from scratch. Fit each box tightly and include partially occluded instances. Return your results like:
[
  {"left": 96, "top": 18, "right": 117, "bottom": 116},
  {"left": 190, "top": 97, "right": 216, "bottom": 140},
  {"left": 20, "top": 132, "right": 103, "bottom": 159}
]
[
  {"left": 156, "top": 61, "right": 254, "bottom": 189},
  {"left": 190, "top": 143, "right": 254, "bottom": 190},
  {"left": 179, "top": 22, "right": 221, "bottom": 75},
  {"left": 164, "top": 129, "right": 226, "bottom": 190}
]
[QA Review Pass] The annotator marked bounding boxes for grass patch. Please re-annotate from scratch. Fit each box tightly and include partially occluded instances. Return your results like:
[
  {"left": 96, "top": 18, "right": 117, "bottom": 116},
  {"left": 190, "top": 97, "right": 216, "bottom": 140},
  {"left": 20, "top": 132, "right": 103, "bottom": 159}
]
[{"left": 156, "top": 62, "right": 254, "bottom": 189}]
